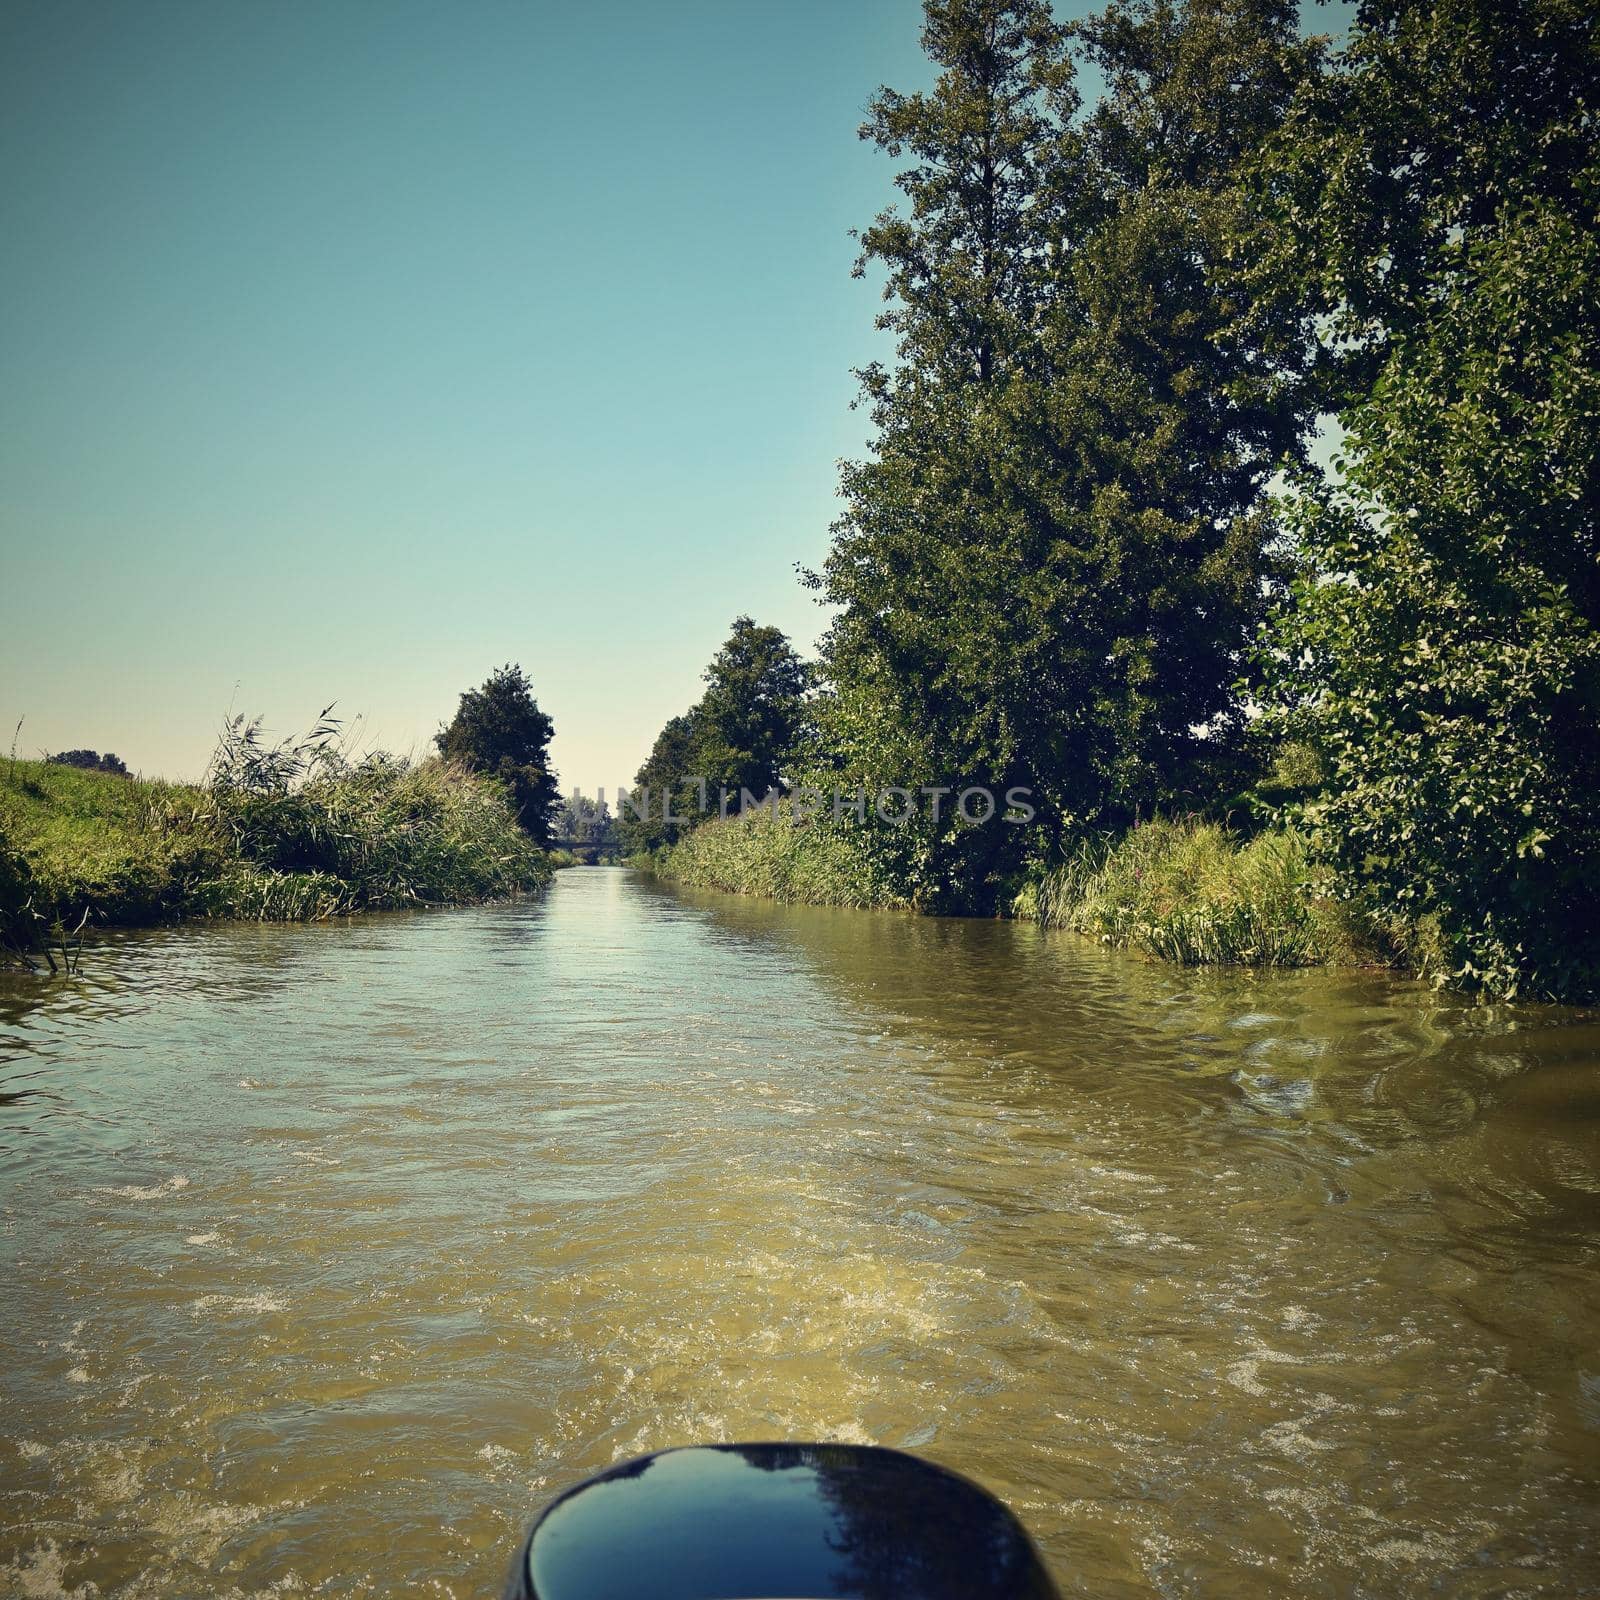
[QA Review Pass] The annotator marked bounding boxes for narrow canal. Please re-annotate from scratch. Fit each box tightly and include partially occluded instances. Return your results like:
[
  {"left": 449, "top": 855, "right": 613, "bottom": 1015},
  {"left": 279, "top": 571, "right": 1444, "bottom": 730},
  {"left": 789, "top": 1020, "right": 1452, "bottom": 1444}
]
[{"left": 2, "top": 868, "right": 1597, "bottom": 1596}]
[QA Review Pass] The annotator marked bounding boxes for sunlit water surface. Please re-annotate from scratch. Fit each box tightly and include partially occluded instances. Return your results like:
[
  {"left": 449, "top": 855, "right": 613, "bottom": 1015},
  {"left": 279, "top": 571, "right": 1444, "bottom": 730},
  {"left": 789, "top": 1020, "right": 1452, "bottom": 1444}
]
[{"left": 2, "top": 868, "right": 1598, "bottom": 1597}]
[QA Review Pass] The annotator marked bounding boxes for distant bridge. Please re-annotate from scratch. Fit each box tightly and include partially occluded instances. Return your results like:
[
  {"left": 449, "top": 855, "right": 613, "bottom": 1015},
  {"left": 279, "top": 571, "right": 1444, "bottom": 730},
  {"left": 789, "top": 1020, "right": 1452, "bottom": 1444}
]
[{"left": 547, "top": 838, "right": 615, "bottom": 861}]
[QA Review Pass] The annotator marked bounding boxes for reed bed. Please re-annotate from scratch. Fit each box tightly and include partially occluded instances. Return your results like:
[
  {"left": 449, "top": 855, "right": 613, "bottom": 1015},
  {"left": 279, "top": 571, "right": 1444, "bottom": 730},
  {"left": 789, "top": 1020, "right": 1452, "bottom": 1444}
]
[
  {"left": 1, "top": 747, "right": 550, "bottom": 959},
  {"left": 658, "top": 810, "right": 907, "bottom": 910},
  {"left": 1017, "top": 817, "right": 1382, "bottom": 968}
]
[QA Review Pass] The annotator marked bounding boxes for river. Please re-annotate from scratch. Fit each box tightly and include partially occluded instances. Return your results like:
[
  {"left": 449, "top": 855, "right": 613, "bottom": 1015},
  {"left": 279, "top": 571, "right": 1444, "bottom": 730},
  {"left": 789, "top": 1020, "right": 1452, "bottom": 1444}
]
[{"left": 1, "top": 867, "right": 1597, "bottom": 1597}]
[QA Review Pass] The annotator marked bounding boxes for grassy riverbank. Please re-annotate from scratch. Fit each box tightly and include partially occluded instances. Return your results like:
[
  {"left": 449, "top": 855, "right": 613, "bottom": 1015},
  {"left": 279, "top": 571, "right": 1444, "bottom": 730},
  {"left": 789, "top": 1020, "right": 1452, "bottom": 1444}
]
[
  {"left": 1014, "top": 819, "right": 1393, "bottom": 970},
  {"left": 653, "top": 810, "right": 908, "bottom": 910},
  {"left": 656, "top": 811, "right": 1399, "bottom": 975},
  {"left": 0, "top": 757, "right": 551, "bottom": 954}
]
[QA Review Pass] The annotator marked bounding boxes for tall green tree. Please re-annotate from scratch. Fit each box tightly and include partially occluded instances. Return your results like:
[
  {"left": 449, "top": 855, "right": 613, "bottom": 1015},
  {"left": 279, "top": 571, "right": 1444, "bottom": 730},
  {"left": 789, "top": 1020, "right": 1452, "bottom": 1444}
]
[
  {"left": 1255, "top": 0, "right": 1600, "bottom": 1000},
  {"left": 813, "top": 0, "right": 1320, "bottom": 909},
  {"left": 618, "top": 712, "right": 702, "bottom": 856},
  {"left": 695, "top": 616, "right": 811, "bottom": 803},
  {"left": 436, "top": 664, "right": 560, "bottom": 846},
  {"left": 620, "top": 618, "right": 811, "bottom": 855}
]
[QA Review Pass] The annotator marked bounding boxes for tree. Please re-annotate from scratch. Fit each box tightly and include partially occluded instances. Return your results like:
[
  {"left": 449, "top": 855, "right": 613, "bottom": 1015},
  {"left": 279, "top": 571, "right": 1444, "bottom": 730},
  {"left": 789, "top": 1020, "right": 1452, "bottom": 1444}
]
[
  {"left": 619, "top": 619, "right": 811, "bottom": 855},
  {"left": 555, "top": 790, "right": 597, "bottom": 846},
  {"left": 695, "top": 616, "right": 811, "bottom": 803},
  {"left": 554, "top": 790, "right": 617, "bottom": 854},
  {"left": 1254, "top": 0, "right": 1600, "bottom": 1000},
  {"left": 618, "top": 713, "right": 703, "bottom": 856},
  {"left": 436, "top": 665, "right": 559, "bottom": 845},
  {"left": 812, "top": 0, "right": 1320, "bottom": 909},
  {"left": 47, "top": 749, "right": 130, "bottom": 776}
]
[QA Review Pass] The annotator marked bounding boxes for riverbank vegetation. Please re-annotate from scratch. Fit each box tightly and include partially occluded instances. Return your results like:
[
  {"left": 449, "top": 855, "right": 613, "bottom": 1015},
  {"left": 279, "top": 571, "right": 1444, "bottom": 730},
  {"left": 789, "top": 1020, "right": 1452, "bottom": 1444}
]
[
  {"left": 1016, "top": 819, "right": 1390, "bottom": 971},
  {"left": 617, "top": 617, "right": 811, "bottom": 858},
  {"left": 659, "top": 809, "right": 908, "bottom": 911},
  {"left": 1, "top": 706, "right": 554, "bottom": 962},
  {"left": 435, "top": 664, "right": 561, "bottom": 846},
  {"left": 632, "top": 0, "right": 1599, "bottom": 1004}
]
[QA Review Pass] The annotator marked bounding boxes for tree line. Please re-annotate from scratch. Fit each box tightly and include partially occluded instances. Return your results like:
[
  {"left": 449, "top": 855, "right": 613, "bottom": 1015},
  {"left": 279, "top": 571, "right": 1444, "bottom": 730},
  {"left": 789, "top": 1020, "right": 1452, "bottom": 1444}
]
[{"left": 629, "top": 0, "right": 1597, "bottom": 1003}]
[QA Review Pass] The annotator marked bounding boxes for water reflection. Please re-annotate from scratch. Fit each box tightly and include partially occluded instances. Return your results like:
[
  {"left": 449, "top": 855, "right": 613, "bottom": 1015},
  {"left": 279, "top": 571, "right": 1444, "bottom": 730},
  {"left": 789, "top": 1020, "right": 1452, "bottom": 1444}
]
[{"left": 519, "top": 1443, "right": 1055, "bottom": 1600}]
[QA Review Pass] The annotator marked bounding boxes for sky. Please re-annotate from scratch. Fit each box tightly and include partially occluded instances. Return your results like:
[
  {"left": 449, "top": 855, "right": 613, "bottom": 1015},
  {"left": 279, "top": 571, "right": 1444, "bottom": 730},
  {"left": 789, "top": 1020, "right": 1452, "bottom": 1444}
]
[{"left": 1, "top": 0, "right": 1352, "bottom": 795}]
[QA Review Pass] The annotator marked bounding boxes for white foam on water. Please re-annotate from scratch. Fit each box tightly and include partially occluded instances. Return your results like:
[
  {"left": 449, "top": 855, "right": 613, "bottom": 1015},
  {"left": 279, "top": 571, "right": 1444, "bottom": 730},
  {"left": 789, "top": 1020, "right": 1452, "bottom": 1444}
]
[
  {"left": 1261, "top": 1412, "right": 1339, "bottom": 1463},
  {"left": 1225, "top": 1344, "right": 1302, "bottom": 1397},
  {"left": 116, "top": 1372, "right": 152, "bottom": 1408},
  {"left": 185, "top": 1231, "right": 222, "bottom": 1246},
  {"left": 92, "top": 1175, "right": 190, "bottom": 1201},
  {"left": 0, "top": 1540, "right": 98, "bottom": 1599},
  {"left": 190, "top": 1293, "right": 285, "bottom": 1316},
  {"left": 1370, "top": 1533, "right": 1457, "bottom": 1564},
  {"left": 95, "top": 1461, "right": 143, "bottom": 1503}
]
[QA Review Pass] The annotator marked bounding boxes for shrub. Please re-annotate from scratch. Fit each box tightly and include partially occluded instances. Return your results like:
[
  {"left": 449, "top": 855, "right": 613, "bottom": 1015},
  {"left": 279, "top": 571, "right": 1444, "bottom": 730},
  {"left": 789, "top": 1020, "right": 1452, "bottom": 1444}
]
[
  {"left": 660, "top": 809, "right": 907, "bottom": 910},
  {"left": 0, "top": 761, "right": 221, "bottom": 930},
  {"left": 0, "top": 821, "right": 38, "bottom": 955},
  {"left": 1019, "top": 817, "right": 1383, "bottom": 968},
  {"left": 47, "top": 750, "right": 130, "bottom": 776},
  {"left": 206, "top": 754, "right": 549, "bottom": 913},
  {"left": 1250, "top": 0, "right": 1600, "bottom": 1002},
  {"left": 0, "top": 738, "right": 550, "bottom": 941}
]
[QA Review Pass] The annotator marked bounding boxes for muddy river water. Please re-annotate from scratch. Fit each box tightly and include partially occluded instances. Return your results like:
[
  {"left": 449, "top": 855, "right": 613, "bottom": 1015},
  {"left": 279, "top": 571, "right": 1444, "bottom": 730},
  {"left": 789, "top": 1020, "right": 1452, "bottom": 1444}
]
[{"left": 2, "top": 867, "right": 1597, "bottom": 1597}]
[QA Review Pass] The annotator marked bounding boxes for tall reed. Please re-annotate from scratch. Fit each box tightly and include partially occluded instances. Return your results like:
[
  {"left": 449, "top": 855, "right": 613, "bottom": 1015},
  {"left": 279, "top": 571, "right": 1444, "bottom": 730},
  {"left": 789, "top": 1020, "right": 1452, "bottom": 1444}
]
[{"left": 1019, "top": 817, "right": 1383, "bottom": 968}]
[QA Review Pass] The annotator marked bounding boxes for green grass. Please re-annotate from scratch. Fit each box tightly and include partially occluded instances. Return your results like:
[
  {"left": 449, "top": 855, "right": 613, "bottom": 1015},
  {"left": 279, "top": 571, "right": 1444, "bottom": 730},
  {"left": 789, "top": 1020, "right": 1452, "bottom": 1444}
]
[
  {"left": 1016, "top": 816, "right": 1387, "bottom": 968},
  {"left": 0, "top": 756, "right": 550, "bottom": 953},
  {"left": 658, "top": 811, "right": 908, "bottom": 910},
  {"left": 650, "top": 808, "right": 1393, "bottom": 974},
  {"left": 0, "top": 762, "right": 219, "bottom": 939}
]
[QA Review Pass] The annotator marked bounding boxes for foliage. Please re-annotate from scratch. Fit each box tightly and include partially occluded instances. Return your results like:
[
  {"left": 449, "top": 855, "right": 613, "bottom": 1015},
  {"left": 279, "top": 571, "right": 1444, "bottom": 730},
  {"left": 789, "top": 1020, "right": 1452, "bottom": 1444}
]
[
  {"left": 1019, "top": 817, "right": 1380, "bottom": 967},
  {"left": 0, "top": 738, "right": 550, "bottom": 949},
  {"left": 809, "top": 0, "right": 1322, "bottom": 912},
  {"left": 619, "top": 713, "right": 705, "bottom": 856},
  {"left": 554, "top": 789, "right": 615, "bottom": 850},
  {"left": 208, "top": 705, "right": 344, "bottom": 795},
  {"left": 0, "top": 761, "right": 221, "bottom": 937},
  {"left": 47, "top": 749, "right": 130, "bottom": 777},
  {"left": 693, "top": 616, "right": 811, "bottom": 801},
  {"left": 436, "top": 664, "right": 560, "bottom": 845},
  {"left": 621, "top": 618, "right": 810, "bottom": 854},
  {"left": 659, "top": 810, "right": 909, "bottom": 911},
  {"left": 205, "top": 754, "right": 549, "bottom": 917},
  {"left": 1253, "top": 0, "right": 1600, "bottom": 1001},
  {"left": 0, "top": 821, "right": 39, "bottom": 959}
]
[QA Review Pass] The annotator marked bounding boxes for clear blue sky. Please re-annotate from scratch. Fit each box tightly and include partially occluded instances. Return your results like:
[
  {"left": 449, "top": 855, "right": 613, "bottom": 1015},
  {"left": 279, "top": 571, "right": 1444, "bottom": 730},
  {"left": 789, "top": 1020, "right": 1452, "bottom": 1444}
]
[{"left": 1, "top": 0, "right": 1351, "bottom": 794}]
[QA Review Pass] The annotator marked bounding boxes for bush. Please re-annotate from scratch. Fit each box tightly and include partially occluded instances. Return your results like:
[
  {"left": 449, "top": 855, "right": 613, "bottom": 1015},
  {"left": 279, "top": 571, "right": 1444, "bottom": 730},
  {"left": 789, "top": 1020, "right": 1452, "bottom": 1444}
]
[
  {"left": 660, "top": 809, "right": 907, "bottom": 910},
  {"left": 1019, "top": 817, "right": 1383, "bottom": 968},
  {"left": 206, "top": 755, "right": 549, "bottom": 915},
  {"left": 0, "top": 762, "right": 221, "bottom": 931},
  {"left": 1250, "top": 0, "right": 1600, "bottom": 1003},
  {"left": 0, "top": 821, "right": 38, "bottom": 955},
  {"left": 46, "top": 750, "right": 130, "bottom": 776},
  {"left": 0, "top": 742, "right": 550, "bottom": 941}
]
